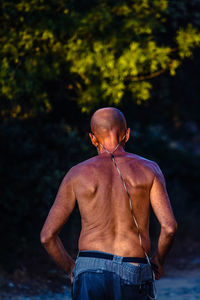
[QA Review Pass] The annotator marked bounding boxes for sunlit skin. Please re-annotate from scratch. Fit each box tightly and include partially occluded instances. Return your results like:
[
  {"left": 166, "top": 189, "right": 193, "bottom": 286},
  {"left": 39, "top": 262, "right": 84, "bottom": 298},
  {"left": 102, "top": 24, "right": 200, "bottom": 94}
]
[{"left": 40, "top": 107, "right": 177, "bottom": 282}]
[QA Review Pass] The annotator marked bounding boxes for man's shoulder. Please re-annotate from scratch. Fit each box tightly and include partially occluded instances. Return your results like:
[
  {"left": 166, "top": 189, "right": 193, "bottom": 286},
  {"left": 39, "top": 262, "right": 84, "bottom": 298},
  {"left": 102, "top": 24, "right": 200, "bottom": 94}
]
[
  {"left": 74, "top": 156, "right": 99, "bottom": 169},
  {"left": 65, "top": 156, "right": 99, "bottom": 179},
  {"left": 65, "top": 153, "right": 161, "bottom": 181},
  {"left": 126, "top": 152, "right": 160, "bottom": 174}
]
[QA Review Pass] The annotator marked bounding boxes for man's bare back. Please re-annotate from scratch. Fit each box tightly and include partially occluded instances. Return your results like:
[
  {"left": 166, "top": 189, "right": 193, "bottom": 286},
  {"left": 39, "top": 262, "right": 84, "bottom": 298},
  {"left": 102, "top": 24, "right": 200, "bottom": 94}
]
[
  {"left": 41, "top": 107, "right": 177, "bottom": 288},
  {"left": 72, "top": 152, "right": 156, "bottom": 258}
]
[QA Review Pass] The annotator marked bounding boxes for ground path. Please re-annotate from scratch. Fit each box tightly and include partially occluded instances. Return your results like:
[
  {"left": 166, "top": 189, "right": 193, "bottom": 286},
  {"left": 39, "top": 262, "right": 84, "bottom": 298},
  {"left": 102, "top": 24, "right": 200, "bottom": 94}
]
[{"left": 156, "top": 269, "right": 200, "bottom": 300}]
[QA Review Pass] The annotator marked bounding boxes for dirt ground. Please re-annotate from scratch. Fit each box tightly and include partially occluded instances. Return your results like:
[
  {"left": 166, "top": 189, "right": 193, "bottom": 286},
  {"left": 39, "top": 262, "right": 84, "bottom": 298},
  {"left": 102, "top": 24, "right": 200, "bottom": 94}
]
[{"left": 156, "top": 268, "right": 200, "bottom": 300}]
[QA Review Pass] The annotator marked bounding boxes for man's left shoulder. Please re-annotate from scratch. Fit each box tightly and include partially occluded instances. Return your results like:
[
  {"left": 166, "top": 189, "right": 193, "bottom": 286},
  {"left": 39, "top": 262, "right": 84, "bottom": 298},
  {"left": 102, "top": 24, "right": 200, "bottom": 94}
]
[{"left": 126, "top": 152, "right": 159, "bottom": 169}]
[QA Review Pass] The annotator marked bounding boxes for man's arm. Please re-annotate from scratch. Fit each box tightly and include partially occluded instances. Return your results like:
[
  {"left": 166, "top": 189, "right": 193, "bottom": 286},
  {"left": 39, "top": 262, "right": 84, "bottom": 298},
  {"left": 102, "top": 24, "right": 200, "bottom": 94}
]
[
  {"left": 150, "top": 163, "right": 177, "bottom": 279},
  {"left": 40, "top": 168, "right": 76, "bottom": 279}
]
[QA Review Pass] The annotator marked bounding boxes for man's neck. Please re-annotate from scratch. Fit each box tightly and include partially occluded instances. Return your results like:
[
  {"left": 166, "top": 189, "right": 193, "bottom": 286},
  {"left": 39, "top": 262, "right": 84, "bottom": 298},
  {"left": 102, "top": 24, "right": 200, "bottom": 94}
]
[{"left": 98, "top": 145, "right": 125, "bottom": 155}]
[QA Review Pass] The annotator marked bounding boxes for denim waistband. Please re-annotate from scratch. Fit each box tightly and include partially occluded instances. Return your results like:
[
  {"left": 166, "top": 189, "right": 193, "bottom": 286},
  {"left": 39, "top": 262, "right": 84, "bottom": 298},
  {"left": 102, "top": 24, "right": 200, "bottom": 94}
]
[
  {"left": 78, "top": 251, "right": 148, "bottom": 264},
  {"left": 72, "top": 250, "right": 153, "bottom": 284}
]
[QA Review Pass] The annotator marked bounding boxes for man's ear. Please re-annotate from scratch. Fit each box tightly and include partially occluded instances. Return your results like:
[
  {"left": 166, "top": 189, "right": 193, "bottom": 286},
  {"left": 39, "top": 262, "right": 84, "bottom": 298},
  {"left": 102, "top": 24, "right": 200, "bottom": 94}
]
[
  {"left": 89, "top": 133, "right": 98, "bottom": 147},
  {"left": 125, "top": 128, "right": 130, "bottom": 143}
]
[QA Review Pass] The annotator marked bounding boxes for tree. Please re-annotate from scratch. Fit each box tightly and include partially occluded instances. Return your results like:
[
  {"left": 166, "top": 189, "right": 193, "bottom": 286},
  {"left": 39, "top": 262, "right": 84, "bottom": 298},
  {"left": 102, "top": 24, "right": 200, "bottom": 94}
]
[{"left": 1, "top": 0, "right": 200, "bottom": 118}]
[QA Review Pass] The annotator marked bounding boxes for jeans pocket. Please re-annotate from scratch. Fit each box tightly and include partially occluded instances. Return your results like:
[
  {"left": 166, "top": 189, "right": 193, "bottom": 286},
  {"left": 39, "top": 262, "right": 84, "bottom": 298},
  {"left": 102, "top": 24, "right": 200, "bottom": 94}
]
[
  {"left": 123, "top": 262, "right": 141, "bottom": 273},
  {"left": 72, "top": 270, "right": 106, "bottom": 299}
]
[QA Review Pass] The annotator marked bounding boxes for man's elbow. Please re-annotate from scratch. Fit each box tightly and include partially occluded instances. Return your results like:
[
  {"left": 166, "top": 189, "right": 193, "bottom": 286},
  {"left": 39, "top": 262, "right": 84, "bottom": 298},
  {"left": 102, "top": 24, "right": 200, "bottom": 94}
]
[
  {"left": 40, "top": 229, "right": 55, "bottom": 245},
  {"left": 163, "top": 221, "right": 178, "bottom": 237}
]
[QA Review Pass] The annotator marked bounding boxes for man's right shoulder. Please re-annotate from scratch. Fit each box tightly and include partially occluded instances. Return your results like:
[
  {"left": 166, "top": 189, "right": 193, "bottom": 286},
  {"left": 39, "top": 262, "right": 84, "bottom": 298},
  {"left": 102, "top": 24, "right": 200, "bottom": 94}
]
[{"left": 65, "top": 156, "right": 98, "bottom": 179}]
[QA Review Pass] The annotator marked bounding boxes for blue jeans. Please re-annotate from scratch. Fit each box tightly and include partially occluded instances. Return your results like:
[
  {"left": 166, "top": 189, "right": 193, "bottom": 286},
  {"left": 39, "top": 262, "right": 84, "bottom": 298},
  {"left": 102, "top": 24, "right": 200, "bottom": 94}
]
[{"left": 72, "top": 251, "right": 156, "bottom": 299}]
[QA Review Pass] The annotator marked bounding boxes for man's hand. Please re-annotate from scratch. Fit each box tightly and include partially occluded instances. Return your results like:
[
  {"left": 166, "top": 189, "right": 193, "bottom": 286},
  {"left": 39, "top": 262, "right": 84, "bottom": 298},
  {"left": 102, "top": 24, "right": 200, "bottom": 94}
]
[
  {"left": 151, "top": 255, "right": 163, "bottom": 280},
  {"left": 69, "top": 261, "right": 75, "bottom": 284}
]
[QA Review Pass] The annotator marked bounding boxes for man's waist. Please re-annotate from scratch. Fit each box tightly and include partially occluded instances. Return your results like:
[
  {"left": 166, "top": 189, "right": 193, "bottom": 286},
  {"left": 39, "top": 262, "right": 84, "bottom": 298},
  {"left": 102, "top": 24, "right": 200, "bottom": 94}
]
[
  {"left": 78, "top": 250, "right": 148, "bottom": 264},
  {"left": 79, "top": 231, "right": 151, "bottom": 255}
]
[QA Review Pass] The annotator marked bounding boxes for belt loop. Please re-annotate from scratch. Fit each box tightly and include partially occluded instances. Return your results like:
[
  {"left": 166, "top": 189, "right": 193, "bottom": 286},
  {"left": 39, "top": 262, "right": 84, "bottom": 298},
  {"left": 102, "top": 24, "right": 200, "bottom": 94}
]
[{"left": 113, "top": 255, "right": 123, "bottom": 264}]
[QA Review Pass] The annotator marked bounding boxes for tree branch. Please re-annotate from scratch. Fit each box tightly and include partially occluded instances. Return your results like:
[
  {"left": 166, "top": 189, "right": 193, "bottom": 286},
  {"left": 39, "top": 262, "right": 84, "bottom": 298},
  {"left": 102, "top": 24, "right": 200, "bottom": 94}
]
[
  {"left": 132, "top": 69, "right": 166, "bottom": 81},
  {"left": 131, "top": 48, "right": 179, "bottom": 81}
]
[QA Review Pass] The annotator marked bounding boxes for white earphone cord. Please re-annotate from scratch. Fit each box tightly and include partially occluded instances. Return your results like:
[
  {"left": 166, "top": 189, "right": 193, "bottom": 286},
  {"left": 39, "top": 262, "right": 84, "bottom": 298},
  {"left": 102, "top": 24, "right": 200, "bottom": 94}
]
[{"left": 97, "top": 135, "right": 157, "bottom": 300}]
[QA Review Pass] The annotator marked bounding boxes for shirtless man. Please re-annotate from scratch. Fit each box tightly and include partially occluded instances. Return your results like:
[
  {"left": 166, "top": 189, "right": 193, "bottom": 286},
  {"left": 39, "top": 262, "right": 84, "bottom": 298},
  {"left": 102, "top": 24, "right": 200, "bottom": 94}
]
[{"left": 41, "top": 107, "right": 177, "bottom": 299}]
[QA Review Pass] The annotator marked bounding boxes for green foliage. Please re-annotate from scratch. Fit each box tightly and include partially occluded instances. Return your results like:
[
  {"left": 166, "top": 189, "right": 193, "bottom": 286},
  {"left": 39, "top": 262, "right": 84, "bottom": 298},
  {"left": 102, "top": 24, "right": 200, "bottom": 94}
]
[
  {"left": 1, "top": 0, "right": 200, "bottom": 117},
  {"left": 176, "top": 24, "right": 200, "bottom": 58}
]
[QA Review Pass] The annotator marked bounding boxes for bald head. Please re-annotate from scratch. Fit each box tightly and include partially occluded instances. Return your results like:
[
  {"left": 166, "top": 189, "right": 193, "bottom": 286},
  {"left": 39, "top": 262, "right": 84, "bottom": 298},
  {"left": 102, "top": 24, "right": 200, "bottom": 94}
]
[{"left": 90, "top": 107, "right": 127, "bottom": 138}]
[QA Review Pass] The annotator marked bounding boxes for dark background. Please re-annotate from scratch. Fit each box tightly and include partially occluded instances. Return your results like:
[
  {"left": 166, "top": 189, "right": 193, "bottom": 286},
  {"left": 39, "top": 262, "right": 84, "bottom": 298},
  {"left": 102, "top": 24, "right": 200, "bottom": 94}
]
[{"left": 0, "top": 0, "right": 200, "bottom": 283}]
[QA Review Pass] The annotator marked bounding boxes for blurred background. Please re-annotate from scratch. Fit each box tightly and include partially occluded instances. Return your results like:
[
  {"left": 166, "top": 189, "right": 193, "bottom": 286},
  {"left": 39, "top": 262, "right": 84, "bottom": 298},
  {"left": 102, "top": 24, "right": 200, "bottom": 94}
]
[{"left": 0, "top": 0, "right": 200, "bottom": 298}]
